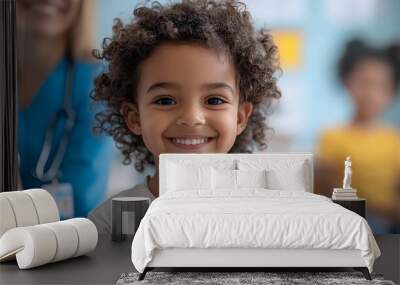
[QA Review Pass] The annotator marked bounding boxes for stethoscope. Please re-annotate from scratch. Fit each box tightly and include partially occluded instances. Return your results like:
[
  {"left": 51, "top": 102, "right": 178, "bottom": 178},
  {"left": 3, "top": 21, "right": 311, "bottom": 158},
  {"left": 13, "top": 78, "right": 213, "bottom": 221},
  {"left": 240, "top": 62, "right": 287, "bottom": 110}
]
[{"left": 34, "top": 61, "right": 76, "bottom": 182}]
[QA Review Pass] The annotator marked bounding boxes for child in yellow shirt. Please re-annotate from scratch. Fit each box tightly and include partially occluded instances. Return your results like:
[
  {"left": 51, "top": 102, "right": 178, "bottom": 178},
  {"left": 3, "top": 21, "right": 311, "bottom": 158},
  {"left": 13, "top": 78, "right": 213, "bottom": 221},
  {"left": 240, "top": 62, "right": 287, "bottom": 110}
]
[
  {"left": 89, "top": 0, "right": 281, "bottom": 234},
  {"left": 316, "top": 40, "right": 400, "bottom": 234}
]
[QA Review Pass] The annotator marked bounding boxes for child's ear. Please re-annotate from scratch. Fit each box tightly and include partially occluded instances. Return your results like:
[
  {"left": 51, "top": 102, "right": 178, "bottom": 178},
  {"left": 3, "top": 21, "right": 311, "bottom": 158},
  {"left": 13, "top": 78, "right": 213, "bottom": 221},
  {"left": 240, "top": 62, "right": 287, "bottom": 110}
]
[
  {"left": 236, "top": 102, "right": 253, "bottom": 135},
  {"left": 120, "top": 102, "right": 141, "bottom": 135}
]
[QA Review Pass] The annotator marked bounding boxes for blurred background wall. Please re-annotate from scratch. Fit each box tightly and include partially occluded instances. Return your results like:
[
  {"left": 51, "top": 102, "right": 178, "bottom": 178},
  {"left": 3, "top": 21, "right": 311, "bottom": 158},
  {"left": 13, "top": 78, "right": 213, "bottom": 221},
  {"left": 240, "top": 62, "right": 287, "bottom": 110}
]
[{"left": 95, "top": 0, "right": 400, "bottom": 196}]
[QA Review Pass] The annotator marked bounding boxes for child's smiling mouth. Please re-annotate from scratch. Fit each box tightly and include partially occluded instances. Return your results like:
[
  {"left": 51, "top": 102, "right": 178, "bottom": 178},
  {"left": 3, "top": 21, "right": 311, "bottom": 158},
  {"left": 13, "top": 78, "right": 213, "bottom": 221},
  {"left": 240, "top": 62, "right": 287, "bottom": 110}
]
[{"left": 166, "top": 136, "right": 215, "bottom": 150}]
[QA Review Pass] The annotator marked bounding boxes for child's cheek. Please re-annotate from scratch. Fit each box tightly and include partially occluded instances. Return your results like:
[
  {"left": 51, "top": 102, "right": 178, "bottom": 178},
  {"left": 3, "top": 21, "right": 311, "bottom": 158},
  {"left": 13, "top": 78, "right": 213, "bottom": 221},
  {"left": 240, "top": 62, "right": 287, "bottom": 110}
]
[
  {"left": 211, "top": 112, "right": 239, "bottom": 152},
  {"left": 138, "top": 111, "right": 167, "bottom": 154}
]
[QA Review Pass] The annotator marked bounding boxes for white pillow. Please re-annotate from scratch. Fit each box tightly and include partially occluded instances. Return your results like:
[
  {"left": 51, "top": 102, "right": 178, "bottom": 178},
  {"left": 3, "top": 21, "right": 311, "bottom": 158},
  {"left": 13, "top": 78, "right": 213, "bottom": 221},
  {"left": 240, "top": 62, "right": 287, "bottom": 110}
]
[
  {"left": 266, "top": 167, "right": 306, "bottom": 191},
  {"left": 236, "top": 169, "right": 267, "bottom": 189},
  {"left": 211, "top": 168, "right": 268, "bottom": 190},
  {"left": 237, "top": 159, "right": 308, "bottom": 191},
  {"left": 167, "top": 163, "right": 212, "bottom": 191},
  {"left": 212, "top": 168, "right": 237, "bottom": 190}
]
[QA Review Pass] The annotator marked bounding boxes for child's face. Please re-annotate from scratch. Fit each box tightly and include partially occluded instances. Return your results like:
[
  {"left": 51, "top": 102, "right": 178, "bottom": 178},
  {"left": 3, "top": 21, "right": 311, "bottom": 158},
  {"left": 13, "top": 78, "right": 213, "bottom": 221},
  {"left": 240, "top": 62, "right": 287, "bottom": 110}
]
[
  {"left": 122, "top": 43, "right": 253, "bottom": 160},
  {"left": 346, "top": 58, "right": 395, "bottom": 121}
]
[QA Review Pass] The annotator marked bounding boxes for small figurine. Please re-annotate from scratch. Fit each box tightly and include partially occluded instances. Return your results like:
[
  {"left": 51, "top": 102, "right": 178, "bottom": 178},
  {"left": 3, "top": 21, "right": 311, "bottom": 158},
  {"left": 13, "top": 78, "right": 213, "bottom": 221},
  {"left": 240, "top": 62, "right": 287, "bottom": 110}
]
[
  {"left": 332, "top": 156, "right": 357, "bottom": 200},
  {"left": 343, "top": 156, "right": 352, "bottom": 189}
]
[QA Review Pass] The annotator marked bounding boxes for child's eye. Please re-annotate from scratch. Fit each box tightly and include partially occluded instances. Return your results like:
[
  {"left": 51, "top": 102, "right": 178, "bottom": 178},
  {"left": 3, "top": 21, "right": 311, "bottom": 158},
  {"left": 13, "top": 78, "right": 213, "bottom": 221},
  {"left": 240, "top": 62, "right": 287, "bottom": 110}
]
[
  {"left": 207, "top": 97, "right": 226, "bottom": 105},
  {"left": 153, "top": 97, "right": 176, "bottom": 105}
]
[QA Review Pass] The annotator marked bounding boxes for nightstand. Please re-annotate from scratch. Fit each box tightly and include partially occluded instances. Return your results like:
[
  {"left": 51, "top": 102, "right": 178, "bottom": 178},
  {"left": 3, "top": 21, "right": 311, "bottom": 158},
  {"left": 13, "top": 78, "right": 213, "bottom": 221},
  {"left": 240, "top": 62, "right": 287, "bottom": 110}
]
[{"left": 332, "top": 198, "right": 366, "bottom": 218}]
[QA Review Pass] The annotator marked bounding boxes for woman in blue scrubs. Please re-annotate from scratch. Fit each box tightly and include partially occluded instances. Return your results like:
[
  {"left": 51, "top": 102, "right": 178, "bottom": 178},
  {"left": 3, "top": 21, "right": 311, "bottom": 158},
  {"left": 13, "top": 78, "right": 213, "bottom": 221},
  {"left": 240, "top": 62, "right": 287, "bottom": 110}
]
[{"left": 17, "top": 0, "right": 113, "bottom": 218}]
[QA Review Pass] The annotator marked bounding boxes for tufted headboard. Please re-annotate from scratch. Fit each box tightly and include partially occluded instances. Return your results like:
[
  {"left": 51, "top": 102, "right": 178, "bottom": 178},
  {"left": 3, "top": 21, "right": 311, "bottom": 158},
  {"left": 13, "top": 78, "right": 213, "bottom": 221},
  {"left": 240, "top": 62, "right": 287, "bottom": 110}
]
[{"left": 159, "top": 153, "right": 314, "bottom": 195}]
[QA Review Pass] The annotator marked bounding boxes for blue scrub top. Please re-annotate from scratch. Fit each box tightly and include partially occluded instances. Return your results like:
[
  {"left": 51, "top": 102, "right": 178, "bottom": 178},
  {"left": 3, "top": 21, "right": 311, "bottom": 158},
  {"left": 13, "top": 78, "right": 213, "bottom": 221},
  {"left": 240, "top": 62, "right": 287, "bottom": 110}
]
[{"left": 18, "top": 57, "right": 113, "bottom": 217}]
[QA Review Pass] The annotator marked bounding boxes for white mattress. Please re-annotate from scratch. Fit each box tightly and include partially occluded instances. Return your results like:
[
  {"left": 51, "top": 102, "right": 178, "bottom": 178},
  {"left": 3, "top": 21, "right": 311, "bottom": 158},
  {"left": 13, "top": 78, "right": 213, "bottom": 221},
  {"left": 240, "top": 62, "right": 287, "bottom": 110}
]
[{"left": 131, "top": 190, "right": 380, "bottom": 273}]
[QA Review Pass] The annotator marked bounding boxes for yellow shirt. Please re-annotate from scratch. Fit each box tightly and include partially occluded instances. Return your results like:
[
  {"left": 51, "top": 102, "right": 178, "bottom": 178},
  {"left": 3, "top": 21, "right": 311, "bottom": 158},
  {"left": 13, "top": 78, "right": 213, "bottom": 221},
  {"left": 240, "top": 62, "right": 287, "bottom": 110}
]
[{"left": 317, "top": 125, "right": 400, "bottom": 210}]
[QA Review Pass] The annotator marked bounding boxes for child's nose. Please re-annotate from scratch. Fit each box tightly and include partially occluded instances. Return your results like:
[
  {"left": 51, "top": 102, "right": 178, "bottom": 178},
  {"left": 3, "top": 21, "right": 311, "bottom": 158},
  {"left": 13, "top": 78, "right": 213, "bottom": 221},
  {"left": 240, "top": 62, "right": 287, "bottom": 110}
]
[{"left": 175, "top": 104, "right": 206, "bottom": 127}]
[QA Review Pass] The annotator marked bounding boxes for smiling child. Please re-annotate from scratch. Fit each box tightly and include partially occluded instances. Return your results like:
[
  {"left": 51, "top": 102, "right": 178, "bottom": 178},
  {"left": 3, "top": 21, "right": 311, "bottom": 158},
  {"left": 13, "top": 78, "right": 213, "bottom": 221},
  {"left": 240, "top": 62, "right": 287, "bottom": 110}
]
[{"left": 89, "top": 0, "right": 281, "bottom": 234}]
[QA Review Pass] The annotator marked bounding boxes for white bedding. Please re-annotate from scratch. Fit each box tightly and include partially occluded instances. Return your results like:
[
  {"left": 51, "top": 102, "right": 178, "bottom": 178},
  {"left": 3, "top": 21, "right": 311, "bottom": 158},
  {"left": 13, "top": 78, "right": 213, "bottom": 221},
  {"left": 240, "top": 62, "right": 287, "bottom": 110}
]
[{"left": 131, "top": 190, "right": 380, "bottom": 273}]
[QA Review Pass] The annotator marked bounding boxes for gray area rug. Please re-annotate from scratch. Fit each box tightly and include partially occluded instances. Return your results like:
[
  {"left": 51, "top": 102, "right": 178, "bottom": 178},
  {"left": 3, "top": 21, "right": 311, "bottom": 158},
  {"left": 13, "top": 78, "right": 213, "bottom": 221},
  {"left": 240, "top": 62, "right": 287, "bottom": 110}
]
[{"left": 116, "top": 271, "right": 396, "bottom": 285}]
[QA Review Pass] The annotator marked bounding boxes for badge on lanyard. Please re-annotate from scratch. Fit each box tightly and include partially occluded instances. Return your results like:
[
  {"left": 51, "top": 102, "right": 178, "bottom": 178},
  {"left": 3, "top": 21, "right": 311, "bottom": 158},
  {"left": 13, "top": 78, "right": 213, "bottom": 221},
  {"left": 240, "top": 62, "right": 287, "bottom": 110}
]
[
  {"left": 42, "top": 179, "right": 74, "bottom": 219},
  {"left": 34, "top": 61, "right": 76, "bottom": 220}
]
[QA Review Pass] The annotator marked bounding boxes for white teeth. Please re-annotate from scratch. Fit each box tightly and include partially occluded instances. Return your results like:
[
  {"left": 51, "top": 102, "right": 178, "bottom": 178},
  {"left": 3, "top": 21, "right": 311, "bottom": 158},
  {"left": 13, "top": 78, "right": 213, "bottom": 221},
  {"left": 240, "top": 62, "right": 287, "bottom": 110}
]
[{"left": 171, "top": 138, "right": 208, "bottom": 145}]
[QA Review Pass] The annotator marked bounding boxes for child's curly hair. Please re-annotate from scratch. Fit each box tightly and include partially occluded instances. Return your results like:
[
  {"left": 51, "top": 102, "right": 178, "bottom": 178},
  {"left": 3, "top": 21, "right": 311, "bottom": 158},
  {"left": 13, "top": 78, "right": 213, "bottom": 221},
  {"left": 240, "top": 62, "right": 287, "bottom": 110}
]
[{"left": 92, "top": 0, "right": 281, "bottom": 172}]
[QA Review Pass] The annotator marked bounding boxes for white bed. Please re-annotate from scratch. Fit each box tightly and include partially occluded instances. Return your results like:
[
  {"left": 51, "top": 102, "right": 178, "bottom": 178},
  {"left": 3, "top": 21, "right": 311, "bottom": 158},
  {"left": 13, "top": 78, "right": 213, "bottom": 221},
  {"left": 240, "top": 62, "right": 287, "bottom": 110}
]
[{"left": 131, "top": 153, "right": 380, "bottom": 280}]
